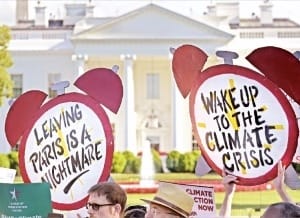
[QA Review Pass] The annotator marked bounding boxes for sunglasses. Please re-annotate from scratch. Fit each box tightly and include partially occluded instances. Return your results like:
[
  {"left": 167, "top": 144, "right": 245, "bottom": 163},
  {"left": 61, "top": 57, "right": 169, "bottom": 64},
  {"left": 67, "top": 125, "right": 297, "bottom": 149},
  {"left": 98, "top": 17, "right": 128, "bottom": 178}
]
[{"left": 86, "top": 203, "right": 115, "bottom": 211}]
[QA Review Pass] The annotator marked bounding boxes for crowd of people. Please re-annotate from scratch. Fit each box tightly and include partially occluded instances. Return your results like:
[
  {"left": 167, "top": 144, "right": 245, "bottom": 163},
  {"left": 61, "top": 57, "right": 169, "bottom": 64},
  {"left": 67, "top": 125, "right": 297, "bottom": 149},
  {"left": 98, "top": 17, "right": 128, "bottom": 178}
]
[{"left": 72, "top": 161, "right": 299, "bottom": 218}]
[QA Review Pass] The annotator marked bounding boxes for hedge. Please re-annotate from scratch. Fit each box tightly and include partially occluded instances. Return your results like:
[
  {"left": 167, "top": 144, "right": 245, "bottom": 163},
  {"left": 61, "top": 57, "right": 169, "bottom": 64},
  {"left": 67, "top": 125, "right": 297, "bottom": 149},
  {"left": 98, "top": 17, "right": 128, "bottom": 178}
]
[{"left": 2, "top": 150, "right": 299, "bottom": 175}]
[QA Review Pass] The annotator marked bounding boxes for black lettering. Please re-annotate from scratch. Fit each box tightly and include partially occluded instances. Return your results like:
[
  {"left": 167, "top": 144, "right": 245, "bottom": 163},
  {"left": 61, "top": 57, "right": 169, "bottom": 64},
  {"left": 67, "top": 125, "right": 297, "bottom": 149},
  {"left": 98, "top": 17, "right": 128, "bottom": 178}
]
[
  {"left": 254, "top": 108, "right": 265, "bottom": 125},
  {"left": 251, "top": 126, "right": 263, "bottom": 148},
  {"left": 34, "top": 128, "right": 43, "bottom": 145},
  {"left": 233, "top": 152, "right": 243, "bottom": 171},
  {"left": 227, "top": 130, "right": 241, "bottom": 150},
  {"left": 41, "top": 120, "right": 49, "bottom": 140},
  {"left": 242, "top": 129, "right": 255, "bottom": 149},
  {"left": 240, "top": 85, "right": 251, "bottom": 107},
  {"left": 228, "top": 87, "right": 240, "bottom": 110},
  {"left": 94, "top": 140, "right": 103, "bottom": 160},
  {"left": 67, "top": 129, "right": 78, "bottom": 149},
  {"left": 55, "top": 137, "right": 64, "bottom": 156},
  {"left": 265, "top": 125, "right": 277, "bottom": 144},
  {"left": 29, "top": 152, "right": 39, "bottom": 173},
  {"left": 249, "top": 150, "right": 259, "bottom": 168},
  {"left": 205, "top": 132, "right": 215, "bottom": 151},
  {"left": 264, "top": 148, "right": 273, "bottom": 165},
  {"left": 201, "top": 91, "right": 216, "bottom": 114},
  {"left": 222, "top": 152, "right": 234, "bottom": 172},
  {"left": 220, "top": 89, "right": 232, "bottom": 113},
  {"left": 81, "top": 124, "right": 91, "bottom": 144},
  {"left": 249, "top": 85, "right": 258, "bottom": 107}
]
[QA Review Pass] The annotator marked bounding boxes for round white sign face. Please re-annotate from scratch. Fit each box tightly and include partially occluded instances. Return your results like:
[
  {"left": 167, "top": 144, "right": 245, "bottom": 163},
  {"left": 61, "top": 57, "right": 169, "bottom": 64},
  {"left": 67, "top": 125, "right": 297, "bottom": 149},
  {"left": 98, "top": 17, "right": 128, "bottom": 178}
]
[
  {"left": 19, "top": 93, "right": 113, "bottom": 209},
  {"left": 190, "top": 65, "right": 298, "bottom": 185}
]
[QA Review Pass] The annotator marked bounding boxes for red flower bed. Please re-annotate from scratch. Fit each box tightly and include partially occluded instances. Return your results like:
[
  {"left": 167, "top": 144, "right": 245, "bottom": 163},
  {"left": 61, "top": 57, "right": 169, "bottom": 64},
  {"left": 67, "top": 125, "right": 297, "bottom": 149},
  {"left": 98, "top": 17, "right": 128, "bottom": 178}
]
[{"left": 119, "top": 179, "right": 273, "bottom": 193}]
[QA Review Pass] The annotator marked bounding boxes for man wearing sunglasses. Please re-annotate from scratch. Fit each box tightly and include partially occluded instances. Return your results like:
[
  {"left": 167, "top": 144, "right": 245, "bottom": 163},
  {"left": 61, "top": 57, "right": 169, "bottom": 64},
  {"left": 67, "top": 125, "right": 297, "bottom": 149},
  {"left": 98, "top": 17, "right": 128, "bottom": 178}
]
[{"left": 84, "top": 181, "right": 127, "bottom": 218}]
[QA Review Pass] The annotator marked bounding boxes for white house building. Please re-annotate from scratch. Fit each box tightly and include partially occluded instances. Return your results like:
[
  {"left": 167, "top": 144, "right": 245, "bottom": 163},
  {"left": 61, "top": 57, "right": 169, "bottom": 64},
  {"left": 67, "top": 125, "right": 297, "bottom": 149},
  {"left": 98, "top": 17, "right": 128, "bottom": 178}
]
[{"left": 1, "top": 0, "right": 300, "bottom": 154}]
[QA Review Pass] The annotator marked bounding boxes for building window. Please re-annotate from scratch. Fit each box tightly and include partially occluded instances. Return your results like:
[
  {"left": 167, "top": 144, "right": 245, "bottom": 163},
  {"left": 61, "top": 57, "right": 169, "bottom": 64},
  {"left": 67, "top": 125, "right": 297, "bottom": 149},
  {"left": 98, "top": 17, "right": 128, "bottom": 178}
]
[
  {"left": 278, "top": 31, "right": 300, "bottom": 38},
  {"left": 48, "top": 73, "right": 61, "bottom": 98},
  {"left": 240, "top": 32, "right": 264, "bottom": 38},
  {"left": 11, "top": 74, "right": 23, "bottom": 98},
  {"left": 147, "top": 73, "right": 160, "bottom": 99}
]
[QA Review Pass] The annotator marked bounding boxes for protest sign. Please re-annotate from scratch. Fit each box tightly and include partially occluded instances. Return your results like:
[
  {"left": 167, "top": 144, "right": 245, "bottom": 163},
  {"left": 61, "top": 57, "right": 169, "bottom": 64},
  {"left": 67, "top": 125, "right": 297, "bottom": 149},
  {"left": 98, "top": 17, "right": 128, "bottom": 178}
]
[
  {"left": 189, "top": 64, "right": 298, "bottom": 185},
  {"left": 0, "top": 182, "right": 52, "bottom": 217},
  {"left": 0, "top": 167, "right": 16, "bottom": 183},
  {"left": 172, "top": 45, "right": 300, "bottom": 185},
  {"left": 18, "top": 93, "right": 114, "bottom": 210},
  {"left": 165, "top": 181, "right": 216, "bottom": 218},
  {"left": 5, "top": 68, "right": 123, "bottom": 210}
]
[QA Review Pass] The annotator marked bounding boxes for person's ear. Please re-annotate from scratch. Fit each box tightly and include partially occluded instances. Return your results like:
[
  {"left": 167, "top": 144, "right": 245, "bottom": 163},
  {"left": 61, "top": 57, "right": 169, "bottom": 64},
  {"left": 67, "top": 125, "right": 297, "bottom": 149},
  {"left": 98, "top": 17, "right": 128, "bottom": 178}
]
[{"left": 113, "top": 203, "right": 122, "bottom": 215}]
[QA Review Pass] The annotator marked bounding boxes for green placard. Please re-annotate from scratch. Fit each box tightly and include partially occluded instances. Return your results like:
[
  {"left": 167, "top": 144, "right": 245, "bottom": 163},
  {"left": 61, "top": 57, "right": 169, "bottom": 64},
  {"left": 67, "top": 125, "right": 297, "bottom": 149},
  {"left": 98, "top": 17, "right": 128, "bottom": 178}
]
[{"left": 0, "top": 183, "right": 52, "bottom": 218}]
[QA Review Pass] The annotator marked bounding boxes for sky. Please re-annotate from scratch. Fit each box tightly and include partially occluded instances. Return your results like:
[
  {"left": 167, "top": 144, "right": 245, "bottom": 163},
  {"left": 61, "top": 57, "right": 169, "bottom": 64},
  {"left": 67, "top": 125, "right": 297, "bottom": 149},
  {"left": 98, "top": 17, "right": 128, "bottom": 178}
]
[{"left": 1, "top": 0, "right": 300, "bottom": 26}]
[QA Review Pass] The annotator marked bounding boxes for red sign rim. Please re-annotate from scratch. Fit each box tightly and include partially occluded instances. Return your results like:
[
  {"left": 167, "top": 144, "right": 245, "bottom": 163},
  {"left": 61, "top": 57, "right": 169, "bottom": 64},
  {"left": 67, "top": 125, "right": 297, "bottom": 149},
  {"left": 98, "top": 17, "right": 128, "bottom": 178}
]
[
  {"left": 19, "top": 93, "right": 114, "bottom": 210},
  {"left": 189, "top": 64, "right": 298, "bottom": 185}
]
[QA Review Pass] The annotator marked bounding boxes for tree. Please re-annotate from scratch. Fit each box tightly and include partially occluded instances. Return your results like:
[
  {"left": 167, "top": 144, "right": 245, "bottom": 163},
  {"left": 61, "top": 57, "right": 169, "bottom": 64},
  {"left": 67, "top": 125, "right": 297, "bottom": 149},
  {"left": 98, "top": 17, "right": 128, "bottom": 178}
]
[{"left": 0, "top": 25, "right": 13, "bottom": 105}]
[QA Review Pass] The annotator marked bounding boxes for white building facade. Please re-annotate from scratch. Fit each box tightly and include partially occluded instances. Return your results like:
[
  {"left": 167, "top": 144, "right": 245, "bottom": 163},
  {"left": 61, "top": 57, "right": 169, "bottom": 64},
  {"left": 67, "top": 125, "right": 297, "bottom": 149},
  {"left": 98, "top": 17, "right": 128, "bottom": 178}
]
[{"left": 1, "top": 0, "right": 300, "bottom": 154}]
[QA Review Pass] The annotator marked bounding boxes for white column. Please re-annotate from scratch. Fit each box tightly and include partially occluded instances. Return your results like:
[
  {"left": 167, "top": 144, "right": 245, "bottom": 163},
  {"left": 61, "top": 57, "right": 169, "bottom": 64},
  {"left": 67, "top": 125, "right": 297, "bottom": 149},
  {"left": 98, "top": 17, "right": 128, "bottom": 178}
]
[
  {"left": 172, "top": 77, "right": 193, "bottom": 152},
  {"left": 121, "top": 54, "right": 137, "bottom": 153},
  {"left": 16, "top": 0, "right": 28, "bottom": 22}
]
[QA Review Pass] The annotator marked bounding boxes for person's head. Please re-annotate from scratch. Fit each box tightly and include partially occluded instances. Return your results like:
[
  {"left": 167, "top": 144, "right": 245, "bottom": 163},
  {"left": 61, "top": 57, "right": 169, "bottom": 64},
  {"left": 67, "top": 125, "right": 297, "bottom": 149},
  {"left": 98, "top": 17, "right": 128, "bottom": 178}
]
[
  {"left": 141, "top": 182, "right": 194, "bottom": 218},
  {"left": 86, "top": 181, "right": 127, "bottom": 218},
  {"left": 261, "top": 202, "right": 300, "bottom": 218},
  {"left": 124, "top": 205, "right": 147, "bottom": 218}
]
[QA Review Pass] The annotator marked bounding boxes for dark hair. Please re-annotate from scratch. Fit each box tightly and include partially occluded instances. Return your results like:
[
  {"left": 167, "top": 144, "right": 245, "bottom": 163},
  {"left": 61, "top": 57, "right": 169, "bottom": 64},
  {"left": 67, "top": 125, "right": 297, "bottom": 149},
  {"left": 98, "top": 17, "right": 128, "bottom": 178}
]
[
  {"left": 270, "top": 202, "right": 300, "bottom": 218},
  {"left": 124, "top": 205, "right": 147, "bottom": 218},
  {"left": 88, "top": 182, "right": 127, "bottom": 213}
]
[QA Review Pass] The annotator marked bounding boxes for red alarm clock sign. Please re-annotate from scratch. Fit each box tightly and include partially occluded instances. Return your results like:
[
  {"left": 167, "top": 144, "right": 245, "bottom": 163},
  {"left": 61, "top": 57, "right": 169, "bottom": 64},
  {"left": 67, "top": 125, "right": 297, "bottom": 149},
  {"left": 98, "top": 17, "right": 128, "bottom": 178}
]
[
  {"left": 20, "top": 93, "right": 113, "bottom": 210},
  {"left": 5, "top": 67, "right": 123, "bottom": 210},
  {"left": 189, "top": 64, "right": 298, "bottom": 185}
]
